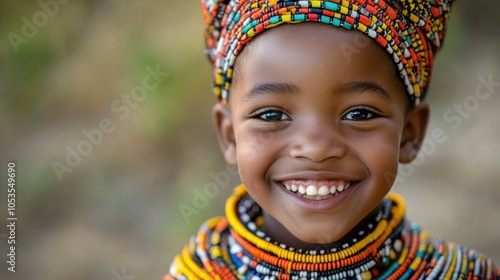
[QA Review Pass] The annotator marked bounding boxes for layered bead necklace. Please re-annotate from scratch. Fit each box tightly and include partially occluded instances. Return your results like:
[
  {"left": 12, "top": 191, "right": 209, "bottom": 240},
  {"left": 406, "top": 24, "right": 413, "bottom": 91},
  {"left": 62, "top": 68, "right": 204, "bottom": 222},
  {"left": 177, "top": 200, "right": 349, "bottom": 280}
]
[{"left": 167, "top": 185, "right": 499, "bottom": 279}]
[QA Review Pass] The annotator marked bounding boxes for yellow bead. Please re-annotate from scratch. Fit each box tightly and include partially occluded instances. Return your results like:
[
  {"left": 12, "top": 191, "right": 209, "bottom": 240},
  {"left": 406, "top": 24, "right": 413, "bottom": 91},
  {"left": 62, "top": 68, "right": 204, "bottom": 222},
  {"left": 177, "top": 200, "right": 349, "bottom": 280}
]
[
  {"left": 247, "top": 28, "right": 255, "bottom": 37},
  {"left": 390, "top": 250, "right": 396, "bottom": 259},
  {"left": 281, "top": 14, "right": 291, "bottom": 23},
  {"left": 361, "top": 271, "right": 373, "bottom": 280},
  {"left": 311, "top": 1, "right": 321, "bottom": 8}
]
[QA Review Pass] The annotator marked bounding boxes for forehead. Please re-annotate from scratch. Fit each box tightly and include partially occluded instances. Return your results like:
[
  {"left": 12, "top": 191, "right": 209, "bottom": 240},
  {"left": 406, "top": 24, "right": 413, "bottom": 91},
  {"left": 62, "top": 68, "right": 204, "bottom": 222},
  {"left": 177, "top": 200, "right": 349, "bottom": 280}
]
[
  {"left": 231, "top": 22, "right": 403, "bottom": 103},
  {"left": 244, "top": 22, "right": 379, "bottom": 54}
]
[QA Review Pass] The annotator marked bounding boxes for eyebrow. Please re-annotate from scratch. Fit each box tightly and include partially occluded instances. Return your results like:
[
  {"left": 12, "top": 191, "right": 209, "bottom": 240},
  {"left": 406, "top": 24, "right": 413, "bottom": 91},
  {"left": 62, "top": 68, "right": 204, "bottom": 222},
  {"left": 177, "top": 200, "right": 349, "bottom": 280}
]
[
  {"left": 243, "top": 82, "right": 299, "bottom": 101},
  {"left": 338, "top": 81, "right": 392, "bottom": 103}
]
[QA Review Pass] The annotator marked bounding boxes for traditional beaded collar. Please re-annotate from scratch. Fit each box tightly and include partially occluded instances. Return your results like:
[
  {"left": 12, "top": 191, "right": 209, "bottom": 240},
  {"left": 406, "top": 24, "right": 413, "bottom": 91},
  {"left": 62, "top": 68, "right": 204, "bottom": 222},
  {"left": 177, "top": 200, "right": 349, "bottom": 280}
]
[
  {"left": 224, "top": 185, "right": 407, "bottom": 279},
  {"left": 166, "top": 185, "right": 499, "bottom": 279}
]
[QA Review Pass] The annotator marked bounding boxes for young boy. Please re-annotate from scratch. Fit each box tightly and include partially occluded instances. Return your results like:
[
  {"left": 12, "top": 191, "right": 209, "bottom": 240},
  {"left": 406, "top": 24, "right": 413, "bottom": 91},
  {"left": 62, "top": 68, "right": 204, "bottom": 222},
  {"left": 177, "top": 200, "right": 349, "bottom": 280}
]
[{"left": 166, "top": 0, "right": 499, "bottom": 279}]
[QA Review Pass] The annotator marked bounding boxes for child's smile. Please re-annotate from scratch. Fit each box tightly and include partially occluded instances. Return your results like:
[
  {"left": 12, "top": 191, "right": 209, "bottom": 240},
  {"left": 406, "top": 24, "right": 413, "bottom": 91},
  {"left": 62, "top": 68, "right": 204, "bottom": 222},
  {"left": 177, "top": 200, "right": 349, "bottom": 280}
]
[
  {"left": 213, "top": 22, "right": 429, "bottom": 248},
  {"left": 275, "top": 177, "right": 358, "bottom": 211},
  {"left": 281, "top": 179, "right": 352, "bottom": 200}
]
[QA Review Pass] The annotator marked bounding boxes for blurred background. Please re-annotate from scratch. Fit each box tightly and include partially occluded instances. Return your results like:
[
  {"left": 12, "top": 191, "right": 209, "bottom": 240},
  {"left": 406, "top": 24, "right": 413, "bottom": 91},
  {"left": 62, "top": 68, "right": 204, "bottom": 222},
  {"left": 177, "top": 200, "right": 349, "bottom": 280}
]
[{"left": 0, "top": 1, "right": 499, "bottom": 279}]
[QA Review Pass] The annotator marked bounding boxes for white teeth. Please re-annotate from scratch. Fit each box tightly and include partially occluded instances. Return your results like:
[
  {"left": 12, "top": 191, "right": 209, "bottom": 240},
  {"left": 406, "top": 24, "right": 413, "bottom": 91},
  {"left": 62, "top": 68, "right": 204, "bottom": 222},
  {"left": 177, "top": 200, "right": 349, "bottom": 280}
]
[
  {"left": 306, "top": 185, "right": 317, "bottom": 196},
  {"left": 318, "top": 185, "right": 330, "bottom": 196},
  {"left": 283, "top": 181, "right": 354, "bottom": 200},
  {"left": 298, "top": 185, "right": 306, "bottom": 195},
  {"left": 330, "top": 186, "right": 337, "bottom": 194}
]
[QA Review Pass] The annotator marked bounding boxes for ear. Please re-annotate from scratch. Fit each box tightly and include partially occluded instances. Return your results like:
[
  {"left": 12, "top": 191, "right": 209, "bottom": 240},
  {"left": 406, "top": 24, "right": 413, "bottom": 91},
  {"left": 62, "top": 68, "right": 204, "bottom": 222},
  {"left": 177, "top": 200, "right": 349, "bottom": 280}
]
[
  {"left": 399, "top": 101, "right": 430, "bottom": 163},
  {"left": 213, "top": 102, "right": 237, "bottom": 165}
]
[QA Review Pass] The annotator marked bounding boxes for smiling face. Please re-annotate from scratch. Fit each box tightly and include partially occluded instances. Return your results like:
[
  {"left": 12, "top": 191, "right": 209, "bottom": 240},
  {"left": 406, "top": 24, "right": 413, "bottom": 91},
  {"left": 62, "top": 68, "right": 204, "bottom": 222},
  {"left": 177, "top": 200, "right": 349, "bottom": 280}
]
[{"left": 213, "top": 23, "right": 429, "bottom": 247}]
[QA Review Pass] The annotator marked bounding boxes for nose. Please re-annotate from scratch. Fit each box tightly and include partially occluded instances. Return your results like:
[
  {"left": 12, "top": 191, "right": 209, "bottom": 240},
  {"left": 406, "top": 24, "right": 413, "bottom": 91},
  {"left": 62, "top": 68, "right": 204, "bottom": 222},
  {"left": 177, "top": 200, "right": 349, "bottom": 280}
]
[{"left": 289, "top": 119, "right": 347, "bottom": 162}]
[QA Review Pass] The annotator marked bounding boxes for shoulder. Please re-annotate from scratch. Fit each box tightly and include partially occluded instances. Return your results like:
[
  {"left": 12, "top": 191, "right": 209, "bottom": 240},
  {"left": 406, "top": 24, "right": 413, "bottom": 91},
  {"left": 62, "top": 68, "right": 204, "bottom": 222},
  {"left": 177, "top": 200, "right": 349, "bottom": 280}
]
[
  {"left": 166, "top": 216, "right": 228, "bottom": 280},
  {"left": 419, "top": 234, "right": 500, "bottom": 279}
]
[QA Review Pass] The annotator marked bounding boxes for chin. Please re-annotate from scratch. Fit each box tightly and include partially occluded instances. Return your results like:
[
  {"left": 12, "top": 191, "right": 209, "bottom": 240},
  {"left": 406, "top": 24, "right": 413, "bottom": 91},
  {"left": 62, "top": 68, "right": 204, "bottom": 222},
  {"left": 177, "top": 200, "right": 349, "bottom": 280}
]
[
  {"left": 292, "top": 228, "right": 346, "bottom": 246},
  {"left": 305, "top": 235, "right": 341, "bottom": 244}
]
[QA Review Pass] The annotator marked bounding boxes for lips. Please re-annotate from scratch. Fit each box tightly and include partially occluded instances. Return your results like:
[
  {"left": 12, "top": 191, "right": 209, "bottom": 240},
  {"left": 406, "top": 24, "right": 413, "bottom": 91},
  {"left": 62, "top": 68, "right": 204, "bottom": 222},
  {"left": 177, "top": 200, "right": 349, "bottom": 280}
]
[{"left": 281, "top": 179, "right": 352, "bottom": 201}]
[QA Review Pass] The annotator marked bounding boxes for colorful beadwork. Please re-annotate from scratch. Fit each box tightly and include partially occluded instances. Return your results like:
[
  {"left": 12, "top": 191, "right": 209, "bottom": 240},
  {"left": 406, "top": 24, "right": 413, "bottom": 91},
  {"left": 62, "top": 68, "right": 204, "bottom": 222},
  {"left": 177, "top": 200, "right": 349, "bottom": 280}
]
[
  {"left": 166, "top": 185, "right": 500, "bottom": 279},
  {"left": 201, "top": 0, "right": 455, "bottom": 106}
]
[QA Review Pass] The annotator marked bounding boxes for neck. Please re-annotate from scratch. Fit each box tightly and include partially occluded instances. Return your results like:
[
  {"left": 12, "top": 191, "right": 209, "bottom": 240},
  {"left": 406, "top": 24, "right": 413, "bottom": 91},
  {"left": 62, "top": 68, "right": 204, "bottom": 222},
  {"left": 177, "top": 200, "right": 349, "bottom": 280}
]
[{"left": 262, "top": 203, "right": 382, "bottom": 251}]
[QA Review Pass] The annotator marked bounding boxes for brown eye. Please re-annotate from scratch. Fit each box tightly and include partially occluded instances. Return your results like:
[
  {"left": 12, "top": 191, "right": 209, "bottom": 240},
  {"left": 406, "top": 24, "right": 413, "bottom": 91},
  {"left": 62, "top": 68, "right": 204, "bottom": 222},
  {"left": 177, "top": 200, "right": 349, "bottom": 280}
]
[
  {"left": 256, "top": 110, "right": 291, "bottom": 122},
  {"left": 342, "top": 108, "right": 379, "bottom": 121}
]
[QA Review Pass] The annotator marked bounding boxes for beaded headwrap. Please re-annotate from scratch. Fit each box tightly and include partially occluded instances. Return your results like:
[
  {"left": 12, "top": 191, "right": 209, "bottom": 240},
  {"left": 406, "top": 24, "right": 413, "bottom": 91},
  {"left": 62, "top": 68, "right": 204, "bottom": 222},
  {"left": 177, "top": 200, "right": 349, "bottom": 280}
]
[{"left": 202, "top": 0, "right": 455, "bottom": 106}]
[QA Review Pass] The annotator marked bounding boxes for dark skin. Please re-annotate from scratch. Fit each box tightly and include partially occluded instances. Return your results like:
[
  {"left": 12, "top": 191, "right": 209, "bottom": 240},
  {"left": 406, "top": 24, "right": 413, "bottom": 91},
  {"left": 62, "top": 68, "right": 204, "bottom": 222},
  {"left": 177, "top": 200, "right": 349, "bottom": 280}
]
[{"left": 213, "top": 23, "right": 429, "bottom": 249}]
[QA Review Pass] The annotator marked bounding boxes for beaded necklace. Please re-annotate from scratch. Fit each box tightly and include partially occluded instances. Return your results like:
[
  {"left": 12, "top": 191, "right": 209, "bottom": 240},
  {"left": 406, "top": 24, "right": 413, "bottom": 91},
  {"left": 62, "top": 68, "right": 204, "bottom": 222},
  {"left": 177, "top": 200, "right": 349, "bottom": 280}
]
[{"left": 166, "top": 185, "right": 499, "bottom": 280}]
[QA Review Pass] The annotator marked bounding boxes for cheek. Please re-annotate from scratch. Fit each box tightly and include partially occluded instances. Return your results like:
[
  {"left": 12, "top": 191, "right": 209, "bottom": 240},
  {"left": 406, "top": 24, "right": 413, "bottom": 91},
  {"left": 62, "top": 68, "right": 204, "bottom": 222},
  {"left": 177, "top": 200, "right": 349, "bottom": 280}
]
[
  {"left": 237, "top": 132, "right": 265, "bottom": 161},
  {"left": 346, "top": 124, "right": 401, "bottom": 177},
  {"left": 360, "top": 131, "right": 401, "bottom": 183},
  {"left": 234, "top": 130, "right": 282, "bottom": 206},
  {"left": 235, "top": 130, "right": 274, "bottom": 179},
  {"left": 237, "top": 126, "right": 281, "bottom": 155}
]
